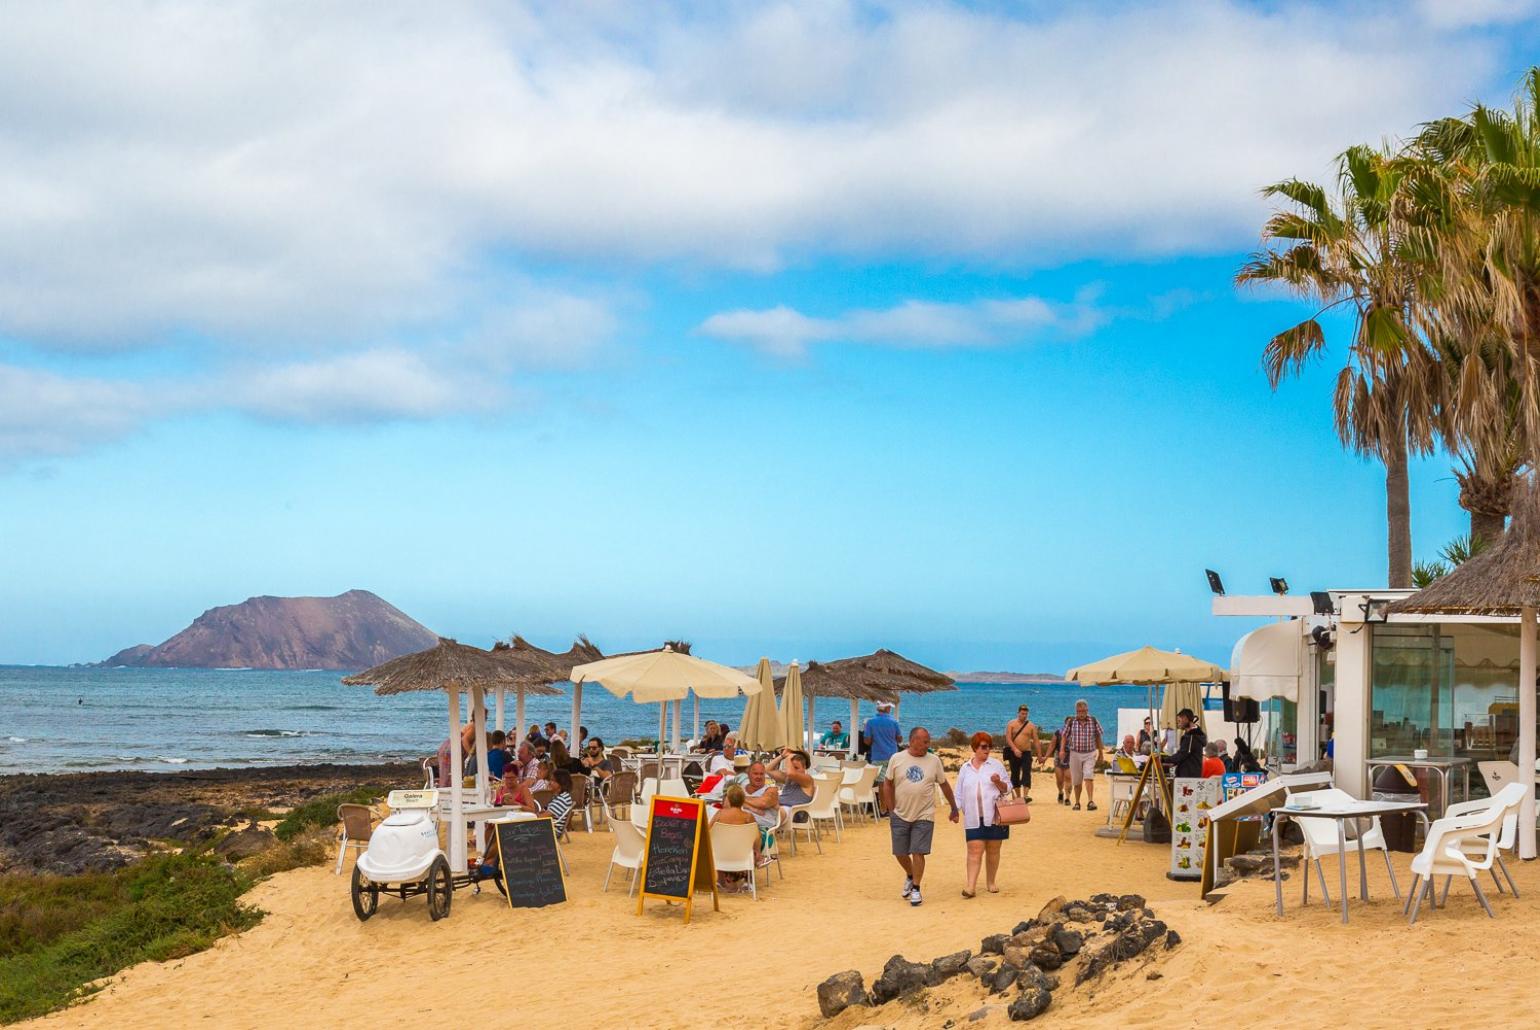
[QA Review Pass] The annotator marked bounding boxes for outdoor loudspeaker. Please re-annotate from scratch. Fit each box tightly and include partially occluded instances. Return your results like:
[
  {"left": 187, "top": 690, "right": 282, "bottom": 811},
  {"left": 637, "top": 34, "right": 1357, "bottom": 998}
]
[{"left": 1221, "top": 683, "right": 1260, "bottom": 724}]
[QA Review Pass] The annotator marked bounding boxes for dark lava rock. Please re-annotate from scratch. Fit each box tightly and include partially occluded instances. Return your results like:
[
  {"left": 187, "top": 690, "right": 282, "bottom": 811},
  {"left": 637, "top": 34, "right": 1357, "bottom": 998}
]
[
  {"left": 1028, "top": 943, "right": 1062, "bottom": 970},
  {"left": 1035, "top": 895, "right": 1067, "bottom": 923},
  {"left": 1051, "top": 928, "right": 1084, "bottom": 957},
  {"left": 980, "top": 932, "right": 1009, "bottom": 955},
  {"left": 1090, "top": 892, "right": 1118, "bottom": 906},
  {"left": 1077, "top": 919, "right": 1169, "bottom": 985},
  {"left": 1164, "top": 929, "right": 1182, "bottom": 949},
  {"left": 966, "top": 956, "right": 997, "bottom": 978},
  {"left": 816, "top": 970, "right": 870, "bottom": 1018},
  {"left": 1015, "top": 965, "right": 1052, "bottom": 993},
  {"left": 988, "top": 966, "right": 1021, "bottom": 994},
  {"left": 1116, "top": 893, "right": 1146, "bottom": 911},
  {"left": 214, "top": 821, "right": 276, "bottom": 861},
  {"left": 871, "top": 955, "right": 933, "bottom": 1003},
  {"left": 1008, "top": 985, "right": 1053, "bottom": 1021},
  {"left": 1011, "top": 919, "right": 1036, "bottom": 935},
  {"left": 932, "top": 949, "right": 972, "bottom": 980}
]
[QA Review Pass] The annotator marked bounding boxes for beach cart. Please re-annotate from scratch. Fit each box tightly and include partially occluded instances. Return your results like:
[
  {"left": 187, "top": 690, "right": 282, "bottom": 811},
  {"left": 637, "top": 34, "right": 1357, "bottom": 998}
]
[{"left": 350, "top": 789, "right": 484, "bottom": 921}]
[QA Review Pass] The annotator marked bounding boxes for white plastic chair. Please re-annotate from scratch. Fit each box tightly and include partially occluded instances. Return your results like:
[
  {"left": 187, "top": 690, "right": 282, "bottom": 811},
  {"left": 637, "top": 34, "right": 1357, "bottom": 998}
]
[
  {"left": 710, "top": 821, "right": 764, "bottom": 899},
  {"left": 762, "top": 806, "right": 786, "bottom": 880},
  {"left": 1478, "top": 760, "right": 1521, "bottom": 797},
  {"left": 1405, "top": 803, "right": 1507, "bottom": 924},
  {"left": 604, "top": 815, "right": 646, "bottom": 896},
  {"left": 811, "top": 753, "right": 842, "bottom": 772},
  {"left": 786, "top": 774, "right": 843, "bottom": 853},
  {"left": 657, "top": 777, "right": 689, "bottom": 798},
  {"left": 1292, "top": 788, "right": 1400, "bottom": 906},
  {"left": 1447, "top": 782, "right": 1525, "bottom": 897},
  {"left": 839, "top": 764, "right": 881, "bottom": 824}
]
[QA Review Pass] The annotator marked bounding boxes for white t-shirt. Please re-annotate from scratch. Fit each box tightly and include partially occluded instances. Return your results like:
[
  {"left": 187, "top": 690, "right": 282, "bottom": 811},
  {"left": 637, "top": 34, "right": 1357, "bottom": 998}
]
[
  {"left": 886, "top": 750, "right": 947, "bottom": 823},
  {"left": 708, "top": 753, "right": 735, "bottom": 777}
]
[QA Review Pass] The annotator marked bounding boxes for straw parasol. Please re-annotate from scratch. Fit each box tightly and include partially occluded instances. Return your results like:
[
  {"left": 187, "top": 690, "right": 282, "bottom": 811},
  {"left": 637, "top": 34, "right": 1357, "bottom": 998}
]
[
  {"left": 740, "top": 657, "right": 786, "bottom": 753},
  {"left": 794, "top": 649, "right": 954, "bottom": 754},
  {"left": 343, "top": 638, "right": 520, "bottom": 870},
  {"left": 1388, "top": 475, "right": 1540, "bottom": 857},
  {"left": 491, "top": 634, "right": 602, "bottom": 745},
  {"left": 779, "top": 661, "right": 806, "bottom": 750}
]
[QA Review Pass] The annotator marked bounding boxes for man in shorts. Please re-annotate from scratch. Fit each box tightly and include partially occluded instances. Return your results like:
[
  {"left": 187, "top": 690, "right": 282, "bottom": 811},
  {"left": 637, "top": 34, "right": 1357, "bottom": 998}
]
[
  {"left": 881, "top": 727, "right": 958, "bottom": 907},
  {"left": 1004, "top": 704, "right": 1038, "bottom": 801},
  {"left": 1059, "top": 699, "right": 1104, "bottom": 812}
]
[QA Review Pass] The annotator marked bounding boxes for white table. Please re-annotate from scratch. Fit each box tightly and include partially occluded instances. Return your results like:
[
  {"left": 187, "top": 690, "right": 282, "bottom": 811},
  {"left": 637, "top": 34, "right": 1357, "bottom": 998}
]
[{"left": 1270, "top": 800, "right": 1427, "bottom": 924}]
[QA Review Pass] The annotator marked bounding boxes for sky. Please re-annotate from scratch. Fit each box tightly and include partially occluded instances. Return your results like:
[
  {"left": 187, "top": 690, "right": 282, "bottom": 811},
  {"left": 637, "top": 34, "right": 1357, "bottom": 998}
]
[{"left": 4, "top": 0, "right": 1540, "bottom": 670}]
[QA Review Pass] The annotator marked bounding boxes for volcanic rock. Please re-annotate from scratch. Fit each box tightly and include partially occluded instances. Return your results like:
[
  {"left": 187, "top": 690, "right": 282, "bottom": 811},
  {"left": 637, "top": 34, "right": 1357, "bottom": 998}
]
[{"left": 817, "top": 971, "right": 870, "bottom": 1017}]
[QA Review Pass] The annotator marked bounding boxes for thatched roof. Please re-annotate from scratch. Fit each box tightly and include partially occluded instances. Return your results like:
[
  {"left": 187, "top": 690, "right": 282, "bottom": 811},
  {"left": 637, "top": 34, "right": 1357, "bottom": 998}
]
[
  {"left": 1389, "top": 476, "right": 1540, "bottom": 616},
  {"left": 789, "top": 649, "right": 955, "bottom": 699},
  {"left": 342, "top": 638, "right": 531, "bottom": 696},
  {"left": 489, "top": 635, "right": 601, "bottom": 696}
]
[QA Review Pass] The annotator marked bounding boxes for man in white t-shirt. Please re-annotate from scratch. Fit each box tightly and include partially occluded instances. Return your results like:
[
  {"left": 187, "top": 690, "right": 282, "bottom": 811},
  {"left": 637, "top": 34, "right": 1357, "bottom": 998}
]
[{"left": 880, "top": 726, "right": 958, "bottom": 908}]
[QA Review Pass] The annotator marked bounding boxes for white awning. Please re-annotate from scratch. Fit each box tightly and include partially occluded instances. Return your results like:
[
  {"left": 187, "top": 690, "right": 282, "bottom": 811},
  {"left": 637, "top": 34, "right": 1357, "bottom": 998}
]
[{"left": 1229, "top": 620, "right": 1304, "bottom": 702}]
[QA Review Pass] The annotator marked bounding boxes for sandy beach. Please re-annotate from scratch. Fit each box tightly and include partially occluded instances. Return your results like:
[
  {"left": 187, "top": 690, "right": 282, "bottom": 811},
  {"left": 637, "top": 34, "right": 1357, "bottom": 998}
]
[{"left": 22, "top": 768, "right": 1540, "bottom": 1030}]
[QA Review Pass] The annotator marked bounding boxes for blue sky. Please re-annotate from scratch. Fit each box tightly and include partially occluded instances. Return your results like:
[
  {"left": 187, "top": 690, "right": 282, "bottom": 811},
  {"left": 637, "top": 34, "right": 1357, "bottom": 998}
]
[{"left": 3, "top": 1, "right": 1539, "bottom": 668}]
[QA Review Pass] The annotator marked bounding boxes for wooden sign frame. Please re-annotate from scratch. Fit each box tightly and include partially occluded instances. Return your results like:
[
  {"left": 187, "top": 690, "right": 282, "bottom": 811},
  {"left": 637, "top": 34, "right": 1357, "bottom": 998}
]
[
  {"left": 492, "top": 814, "right": 569, "bottom": 908},
  {"left": 637, "top": 795, "right": 718, "bottom": 924}
]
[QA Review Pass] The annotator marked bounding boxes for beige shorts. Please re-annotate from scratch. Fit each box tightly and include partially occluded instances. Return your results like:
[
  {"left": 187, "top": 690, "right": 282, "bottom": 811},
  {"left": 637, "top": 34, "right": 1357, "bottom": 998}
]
[{"left": 1068, "top": 750, "right": 1097, "bottom": 785}]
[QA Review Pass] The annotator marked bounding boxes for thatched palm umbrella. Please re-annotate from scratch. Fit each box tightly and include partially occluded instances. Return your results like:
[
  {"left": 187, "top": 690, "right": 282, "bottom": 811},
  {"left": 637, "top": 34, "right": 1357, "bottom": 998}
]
[
  {"left": 795, "top": 649, "right": 954, "bottom": 753},
  {"left": 343, "top": 637, "right": 526, "bottom": 870},
  {"left": 1388, "top": 476, "right": 1540, "bottom": 857},
  {"left": 491, "top": 635, "right": 602, "bottom": 744}
]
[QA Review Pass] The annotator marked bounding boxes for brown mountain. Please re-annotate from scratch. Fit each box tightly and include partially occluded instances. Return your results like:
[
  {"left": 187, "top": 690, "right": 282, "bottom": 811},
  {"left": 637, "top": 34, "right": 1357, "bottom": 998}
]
[{"left": 101, "top": 590, "right": 438, "bottom": 671}]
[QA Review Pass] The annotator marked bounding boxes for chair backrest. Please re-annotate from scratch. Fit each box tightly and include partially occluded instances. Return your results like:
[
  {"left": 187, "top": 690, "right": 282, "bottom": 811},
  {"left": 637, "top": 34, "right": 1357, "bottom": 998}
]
[
  {"left": 639, "top": 761, "right": 659, "bottom": 782},
  {"left": 683, "top": 760, "right": 704, "bottom": 778},
  {"left": 812, "top": 753, "right": 841, "bottom": 771},
  {"left": 1478, "top": 760, "right": 1520, "bottom": 795},
  {"left": 338, "top": 803, "right": 374, "bottom": 841},
  {"left": 420, "top": 756, "right": 438, "bottom": 788},
  {"left": 709, "top": 820, "right": 759, "bottom": 869},
  {"left": 658, "top": 777, "right": 689, "bottom": 797},
  {"left": 807, "top": 774, "right": 840, "bottom": 816},
  {"left": 841, "top": 758, "right": 867, "bottom": 768},
  {"left": 569, "top": 775, "right": 589, "bottom": 808},
  {"left": 532, "top": 788, "right": 557, "bottom": 811},
  {"left": 840, "top": 767, "right": 862, "bottom": 785},
  {"left": 854, "top": 764, "right": 880, "bottom": 795},
  {"left": 1420, "top": 805, "right": 1506, "bottom": 869},
  {"left": 610, "top": 815, "right": 645, "bottom": 861},
  {"left": 607, "top": 770, "right": 638, "bottom": 803}
]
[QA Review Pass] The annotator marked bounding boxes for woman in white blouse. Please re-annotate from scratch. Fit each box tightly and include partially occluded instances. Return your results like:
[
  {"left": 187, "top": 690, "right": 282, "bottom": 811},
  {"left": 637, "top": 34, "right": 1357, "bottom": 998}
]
[{"left": 956, "top": 731, "right": 1013, "bottom": 898}]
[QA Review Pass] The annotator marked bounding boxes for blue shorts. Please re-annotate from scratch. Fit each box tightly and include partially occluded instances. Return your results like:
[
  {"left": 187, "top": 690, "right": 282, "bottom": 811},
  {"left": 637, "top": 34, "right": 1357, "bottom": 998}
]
[{"left": 965, "top": 824, "right": 1010, "bottom": 842}]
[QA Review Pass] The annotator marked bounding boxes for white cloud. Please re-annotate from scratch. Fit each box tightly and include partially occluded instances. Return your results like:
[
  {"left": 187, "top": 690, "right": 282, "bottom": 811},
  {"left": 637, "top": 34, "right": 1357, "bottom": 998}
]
[
  {"left": 227, "top": 349, "right": 507, "bottom": 424},
  {"left": 0, "top": 365, "right": 158, "bottom": 459},
  {"left": 698, "top": 290, "right": 1107, "bottom": 357},
  {"left": 1418, "top": 0, "right": 1538, "bottom": 29},
  {"left": 0, "top": 1, "right": 1513, "bottom": 351}
]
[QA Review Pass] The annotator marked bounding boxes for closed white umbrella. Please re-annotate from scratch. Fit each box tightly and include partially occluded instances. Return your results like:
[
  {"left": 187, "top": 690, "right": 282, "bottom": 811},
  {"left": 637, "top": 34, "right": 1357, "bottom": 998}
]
[{"left": 740, "top": 657, "right": 786, "bottom": 753}]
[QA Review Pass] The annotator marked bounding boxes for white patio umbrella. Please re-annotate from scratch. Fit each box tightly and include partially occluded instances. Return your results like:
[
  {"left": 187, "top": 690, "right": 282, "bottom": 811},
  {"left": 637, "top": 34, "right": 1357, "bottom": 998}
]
[
  {"left": 570, "top": 644, "right": 762, "bottom": 756},
  {"left": 780, "top": 661, "right": 806, "bottom": 750},
  {"left": 740, "top": 657, "right": 786, "bottom": 753}
]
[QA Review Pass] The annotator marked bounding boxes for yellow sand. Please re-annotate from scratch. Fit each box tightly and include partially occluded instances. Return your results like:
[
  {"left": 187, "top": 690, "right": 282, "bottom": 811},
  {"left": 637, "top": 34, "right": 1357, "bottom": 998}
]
[{"left": 27, "top": 793, "right": 1540, "bottom": 1030}]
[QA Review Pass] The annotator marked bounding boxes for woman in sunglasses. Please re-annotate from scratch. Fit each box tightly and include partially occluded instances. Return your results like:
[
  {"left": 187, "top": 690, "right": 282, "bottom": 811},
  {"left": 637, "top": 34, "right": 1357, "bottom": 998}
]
[{"left": 955, "top": 731, "right": 1012, "bottom": 898}]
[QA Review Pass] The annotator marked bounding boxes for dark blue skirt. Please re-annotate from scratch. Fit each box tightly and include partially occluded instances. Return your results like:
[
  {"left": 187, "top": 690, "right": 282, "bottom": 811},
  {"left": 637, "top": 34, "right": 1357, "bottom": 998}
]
[{"left": 965, "top": 823, "right": 1010, "bottom": 842}]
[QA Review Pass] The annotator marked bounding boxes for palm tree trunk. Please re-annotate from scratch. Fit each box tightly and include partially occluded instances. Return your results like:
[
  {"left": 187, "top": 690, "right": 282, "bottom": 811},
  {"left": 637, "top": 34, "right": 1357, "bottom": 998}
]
[
  {"left": 1385, "top": 433, "right": 1412, "bottom": 588},
  {"left": 1472, "top": 510, "right": 1507, "bottom": 548}
]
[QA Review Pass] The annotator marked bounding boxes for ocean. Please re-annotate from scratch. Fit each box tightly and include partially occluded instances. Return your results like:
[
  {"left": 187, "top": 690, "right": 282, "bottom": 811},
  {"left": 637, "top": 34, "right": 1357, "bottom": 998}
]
[{"left": 0, "top": 666, "right": 1151, "bottom": 775}]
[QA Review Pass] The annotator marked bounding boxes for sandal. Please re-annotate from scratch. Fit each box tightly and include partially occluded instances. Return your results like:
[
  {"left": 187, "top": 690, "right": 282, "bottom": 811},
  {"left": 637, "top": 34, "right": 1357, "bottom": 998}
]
[
  {"left": 961, "top": 889, "right": 976, "bottom": 899},
  {"left": 1087, "top": 802, "right": 1098, "bottom": 811}
]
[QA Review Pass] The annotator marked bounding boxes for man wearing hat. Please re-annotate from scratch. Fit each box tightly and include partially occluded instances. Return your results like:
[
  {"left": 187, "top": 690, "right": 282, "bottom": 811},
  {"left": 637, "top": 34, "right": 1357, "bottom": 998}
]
[
  {"left": 864, "top": 702, "right": 903, "bottom": 773},
  {"left": 1169, "top": 708, "right": 1207, "bottom": 779}
]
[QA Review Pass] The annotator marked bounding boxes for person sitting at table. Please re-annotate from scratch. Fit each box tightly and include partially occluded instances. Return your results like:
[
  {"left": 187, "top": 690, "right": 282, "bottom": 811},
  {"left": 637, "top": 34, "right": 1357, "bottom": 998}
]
[
  {"left": 1115, "top": 733, "right": 1138, "bottom": 758},
  {"left": 766, "top": 748, "right": 815, "bottom": 808},
  {"left": 820, "top": 720, "right": 850, "bottom": 750},
  {"left": 740, "top": 762, "right": 780, "bottom": 850},
  {"left": 494, "top": 774, "right": 538, "bottom": 812},
  {"left": 525, "top": 723, "right": 546, "bottom": 748},
  {"left": 694, "top": 720, "right": 724, "bottom": 752},
  {"left": 710, "top": 784, "right": 764, "bottom": 888},
  {"left": 512, "top": 741, "right": 539, "bottom": 782},
  {"left": 549, "top": 738, "right": 584, "bottom": 776},
  {"left": 1201, "top": 741, "right": 1226, "bottom": 778},
  {"left": 708, "top": 735, "right": 740, "bottom": 778},
  {"left": 529, "top": 760, "right": 557, "bottom": 793},
  {"left": 581, "top": 738, "right": 612, "bottom": 780},
  {"left": 546, "top": 770, "right": 575, "bottom": 834}
]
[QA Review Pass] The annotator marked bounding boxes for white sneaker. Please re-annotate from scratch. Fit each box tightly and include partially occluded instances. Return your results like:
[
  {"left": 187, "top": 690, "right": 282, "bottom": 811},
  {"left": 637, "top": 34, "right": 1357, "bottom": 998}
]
[
  {"left": 901, "top": 877, "right": 914, "bottom": 900},
  {"left": 909, "top": 887, "right": 923, "bottom": 907}
]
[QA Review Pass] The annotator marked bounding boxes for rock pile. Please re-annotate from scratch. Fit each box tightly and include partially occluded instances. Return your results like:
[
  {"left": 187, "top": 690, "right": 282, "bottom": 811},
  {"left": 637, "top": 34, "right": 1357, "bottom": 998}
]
[{"left": 816, "top": 893, "right": 1179, "bottom": 1022}]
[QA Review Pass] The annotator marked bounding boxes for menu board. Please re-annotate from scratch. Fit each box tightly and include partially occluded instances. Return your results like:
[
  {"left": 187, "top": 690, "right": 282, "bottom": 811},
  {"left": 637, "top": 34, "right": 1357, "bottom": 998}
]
[
  {"left": 493, "top": 816, "right": 567, "bottom": 908},
  {"left": 638, "top": 795, "right": 717, "bottom": 923},
  {"left": 1169, "top": 777, "right": 1222, "bottom": 881}
]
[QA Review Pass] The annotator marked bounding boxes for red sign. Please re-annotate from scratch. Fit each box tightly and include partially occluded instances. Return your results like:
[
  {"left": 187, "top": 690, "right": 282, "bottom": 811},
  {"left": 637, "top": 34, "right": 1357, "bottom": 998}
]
[{"left": 652, "top": 797, "right": 701, "bottom": 822}]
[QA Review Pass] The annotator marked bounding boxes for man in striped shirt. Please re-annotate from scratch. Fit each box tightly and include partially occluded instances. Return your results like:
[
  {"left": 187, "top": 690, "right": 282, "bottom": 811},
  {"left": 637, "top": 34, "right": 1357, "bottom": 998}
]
[{"left": 1058, "top": 699, "right": 1105, "bottom": 812}]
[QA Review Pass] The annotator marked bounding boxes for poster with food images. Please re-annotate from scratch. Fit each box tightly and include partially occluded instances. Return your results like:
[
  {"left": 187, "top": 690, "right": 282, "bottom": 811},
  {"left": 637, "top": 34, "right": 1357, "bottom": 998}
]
[{"left": 1169, "top": 777, "right": 1222, "bottom": 881}]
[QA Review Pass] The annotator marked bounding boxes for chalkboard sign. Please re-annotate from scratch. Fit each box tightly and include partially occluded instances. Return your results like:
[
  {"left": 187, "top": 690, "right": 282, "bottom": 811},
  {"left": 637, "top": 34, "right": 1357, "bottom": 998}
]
[
  {"left": 492, "top": 816, "right": 567, "bottom": 909},
  {"left": 637, "top": 795, "right": 717, "bottom": 923}
]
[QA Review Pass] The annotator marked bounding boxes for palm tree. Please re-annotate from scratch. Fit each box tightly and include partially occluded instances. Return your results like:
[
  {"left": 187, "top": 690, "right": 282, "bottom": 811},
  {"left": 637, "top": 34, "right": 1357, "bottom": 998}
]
[
  {"left": 1412, "top": 69, "right": 1540, "bottom": 480},
  {"left": 1237, "top": 145, "right": 1437, "bottom": 588}
]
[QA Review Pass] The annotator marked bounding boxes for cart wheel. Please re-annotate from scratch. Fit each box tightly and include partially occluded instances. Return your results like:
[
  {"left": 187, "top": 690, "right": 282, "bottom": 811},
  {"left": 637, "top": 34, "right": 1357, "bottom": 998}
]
[
  {"left": 426, "top": 856, "right": 452, "bottom": 921},
  {"left": 489, "top": 866, "right": 506, "bottom": 897},
  {"left": 350, "top": 865, "right": 379, "bottom": 921}
]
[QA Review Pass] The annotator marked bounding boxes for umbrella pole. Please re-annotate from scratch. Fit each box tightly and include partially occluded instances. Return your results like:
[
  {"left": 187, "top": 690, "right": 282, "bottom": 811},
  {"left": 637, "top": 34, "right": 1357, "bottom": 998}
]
[
  {"left": 516, "top": 687, "right": 527, "bottom": 743},
  {"left": 850, "top": 698, "right": 859, "bottom": 757},
  {"left": 672, "top": 698, "right": 682, "bottom": 753},
  {"left": 448, "top": 687, "right": 466, "bottom": 872},
  {"left": 693, "top": 694, "right": 700, "bottom": 741},
  {"left": 570, "top": 681, "right": 583, "bottom": 761},
  {"left": 495, "top": 686, "right": 505, "bottom": 733},
  {"left": 808, "top": 691, "right": 816, "bottom": 751},
  {"left": 659, "top": 702, "right": 667, "bottom": 754},
  {"left": 472, "top": 685, "right": 488, "bottom": 810},
  {"left": 1522, "top": 606, "right": 1536, "bottom": 860}
]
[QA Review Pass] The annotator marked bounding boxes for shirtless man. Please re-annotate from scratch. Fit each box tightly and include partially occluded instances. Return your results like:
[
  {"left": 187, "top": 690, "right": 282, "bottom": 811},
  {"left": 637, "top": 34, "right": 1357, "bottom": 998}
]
[{"left": 1004, "top": 704, "right": 1038, "bottom": 802}]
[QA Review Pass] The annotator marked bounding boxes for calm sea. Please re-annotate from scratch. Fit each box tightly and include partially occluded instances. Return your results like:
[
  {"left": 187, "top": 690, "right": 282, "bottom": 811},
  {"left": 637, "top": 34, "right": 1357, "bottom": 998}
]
[{"left": 0, "top": 666, "right": 1150, "bottom": 775}]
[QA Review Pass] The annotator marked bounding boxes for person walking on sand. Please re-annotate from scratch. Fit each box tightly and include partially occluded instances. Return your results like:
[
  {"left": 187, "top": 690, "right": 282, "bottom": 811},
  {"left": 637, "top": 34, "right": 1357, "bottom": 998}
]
[
  {"left": 1051, "top": 727, "right": 1071, "bottom": 804},
  {"left": 956, "top": 731, "right": 1012, "bottom": 897},
  {"left": 1059, "top": 699, "right": 1104, "bottom": 812},
  {"left": 881, "top": 727, "right": 958, "bottom": 908},
  {"left": 1004, "top": 704, "right": 1038, "bottom": 802}
]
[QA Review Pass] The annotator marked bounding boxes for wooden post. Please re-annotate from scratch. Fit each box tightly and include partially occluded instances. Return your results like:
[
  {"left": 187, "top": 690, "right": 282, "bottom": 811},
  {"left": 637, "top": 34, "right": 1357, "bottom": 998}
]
[
  {"left": 495, "top": 685, "right": 505, "bottom": 733},
  {"left": 570, "top": 681, "right": 583, "bottom": 759},
  {"left": 1522, "top": 606, "right": 1536, "bottom": 859},
  {"left": 448, "top": 687, "right": 465, "bottom": 871},
  {"left": 516, "top": 687, "right": 527, "bottom": 744}
]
